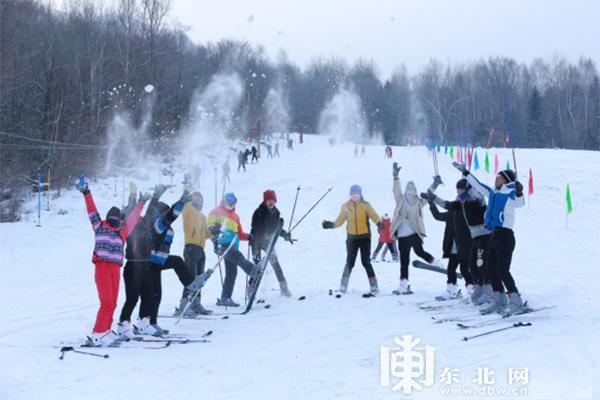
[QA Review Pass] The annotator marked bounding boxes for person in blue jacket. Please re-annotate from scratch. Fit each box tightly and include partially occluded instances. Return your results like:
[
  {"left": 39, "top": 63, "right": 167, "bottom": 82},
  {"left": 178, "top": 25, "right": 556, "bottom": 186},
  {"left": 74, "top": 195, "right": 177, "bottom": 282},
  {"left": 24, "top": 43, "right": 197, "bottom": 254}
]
[{"left": 452, "top": 162, "right": 526, "bottom": 314}]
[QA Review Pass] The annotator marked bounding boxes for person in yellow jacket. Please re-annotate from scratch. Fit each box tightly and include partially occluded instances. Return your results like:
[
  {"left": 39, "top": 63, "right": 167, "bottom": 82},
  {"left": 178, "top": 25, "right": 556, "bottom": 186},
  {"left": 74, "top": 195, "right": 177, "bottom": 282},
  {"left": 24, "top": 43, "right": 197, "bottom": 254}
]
[
  {"left": 178, "top": 191, "right": 213, "bottom": 316},
  {"left": 322, "top": 185, "right": 385, "bottom": 294}
]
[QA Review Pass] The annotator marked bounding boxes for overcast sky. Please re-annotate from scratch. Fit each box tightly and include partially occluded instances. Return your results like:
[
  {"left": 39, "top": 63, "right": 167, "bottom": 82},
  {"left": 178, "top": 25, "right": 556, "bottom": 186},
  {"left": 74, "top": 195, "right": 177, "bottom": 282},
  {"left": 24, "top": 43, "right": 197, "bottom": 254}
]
[{"left": 169, "top": 0, "right": 598, "bottom": 78}]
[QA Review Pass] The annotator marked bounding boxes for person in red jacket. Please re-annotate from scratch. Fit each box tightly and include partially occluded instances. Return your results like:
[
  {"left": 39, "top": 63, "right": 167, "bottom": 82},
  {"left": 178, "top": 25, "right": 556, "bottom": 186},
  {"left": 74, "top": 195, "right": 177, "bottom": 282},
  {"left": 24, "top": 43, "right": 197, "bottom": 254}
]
[
  {"left": 371, "top": 213, "right": 398, "bottom": 262},
  {"left": 79, "top": 183, "right": 149, "bottom": 347}
]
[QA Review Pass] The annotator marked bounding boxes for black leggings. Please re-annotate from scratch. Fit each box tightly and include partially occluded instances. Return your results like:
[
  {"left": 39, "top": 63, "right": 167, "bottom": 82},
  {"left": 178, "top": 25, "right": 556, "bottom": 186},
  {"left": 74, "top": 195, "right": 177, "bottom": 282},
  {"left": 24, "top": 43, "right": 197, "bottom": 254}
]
[
  {"left": 119, "top": 260, "right": 151, "bottom": 323},
  {"left": 488, "top": 228, "right": 518, "bottom": 293},
  {"left": 446, "top": 254, "right": 473, "bottom": 285},
  {"left": 147, "top": 255, "right": 195, "bottom": 324},
  {"left": 182, "top": 244, "right": 206, "bottom": 297},
  {"left": 397, "top": 234, "right": 434, "bottom": 280},
  {"left": 372, "top": 242, "right": 397, "bottom": 259},
  {"left": 345, "top": 236, "right": 375, "bottom": 278}
]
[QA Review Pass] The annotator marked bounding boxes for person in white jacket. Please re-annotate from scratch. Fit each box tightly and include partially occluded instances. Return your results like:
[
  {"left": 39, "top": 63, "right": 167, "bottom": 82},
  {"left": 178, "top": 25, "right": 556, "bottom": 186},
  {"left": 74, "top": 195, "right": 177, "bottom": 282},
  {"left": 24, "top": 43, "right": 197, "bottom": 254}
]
[
  {"left": 452, "top": 162, "right": 526, "bottom": 314},
  {"left": 390, "top": 162, "right": 443, "bottom": 294}
]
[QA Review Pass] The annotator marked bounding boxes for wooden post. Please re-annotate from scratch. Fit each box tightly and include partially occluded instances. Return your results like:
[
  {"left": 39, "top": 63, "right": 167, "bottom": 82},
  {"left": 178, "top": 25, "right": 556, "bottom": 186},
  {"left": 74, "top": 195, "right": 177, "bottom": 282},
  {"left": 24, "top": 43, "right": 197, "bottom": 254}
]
[{"left": 298, "top": 124, "right": 304, "bottom": 144}]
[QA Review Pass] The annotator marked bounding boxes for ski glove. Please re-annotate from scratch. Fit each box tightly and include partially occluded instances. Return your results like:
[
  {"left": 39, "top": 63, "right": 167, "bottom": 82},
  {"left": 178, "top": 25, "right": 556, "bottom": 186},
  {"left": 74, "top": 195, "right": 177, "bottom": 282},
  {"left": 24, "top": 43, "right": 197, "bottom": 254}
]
[
  {"left": 246, "top": 233, "right": 254, "bottom": 243},
  {"left": 420, "top": 191, "right": 436, "bottom": 202},
  {"left": 432, "top": 175, "right": 443, "bottom": 188},
  {"left": 208, "top": 224, "right": 222, "bottom": 237},
  {"left": 376, "top": 222, "right": 385, "bottom": 231},
  {"left": 281, "top": 230, "right": 297, "bottom": 244},
  {"left": 392, "top": 162, "right": 401, "bottom": 178},
  {"left": 452, "top": 162, "right": 469, "bottom": 176},
  {"left": 322, "top": 220, "right": 335, "bottom": 229},
  {"left": 515, "top": 181, "right": 524, "bottom": 197},
  {"left": 153, "top": 184, "right": 169, "bottom": 199},
  {"left": 138, "top": 192, "right": 151, "bottom": 204},
  {"left": 77, "top": 184, "right": 90, "bottom": 195},
  {"left": 179, "top": 190, "right": 192, "bottom": 204}
]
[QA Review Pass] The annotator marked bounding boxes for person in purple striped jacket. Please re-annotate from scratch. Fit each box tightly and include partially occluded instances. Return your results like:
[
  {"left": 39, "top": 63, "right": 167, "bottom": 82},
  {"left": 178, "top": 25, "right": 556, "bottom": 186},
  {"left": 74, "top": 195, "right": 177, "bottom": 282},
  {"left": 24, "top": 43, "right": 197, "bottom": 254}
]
[{"left": 79, "top": 183, "right": 150, "bottom": 347}]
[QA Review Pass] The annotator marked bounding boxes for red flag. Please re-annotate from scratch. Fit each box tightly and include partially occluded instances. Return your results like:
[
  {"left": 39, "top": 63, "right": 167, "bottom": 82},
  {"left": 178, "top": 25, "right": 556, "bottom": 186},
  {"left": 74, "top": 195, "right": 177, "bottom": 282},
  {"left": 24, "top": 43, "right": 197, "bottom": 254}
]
[
  {"left": 528, "top": 168, "right": 534, "bottom": 196},
  {"left": 467, "top": 148, "right": 473, "bottom": 169},
  {"left": 504, "top": 132, "right": 510, "bottom": 146}
]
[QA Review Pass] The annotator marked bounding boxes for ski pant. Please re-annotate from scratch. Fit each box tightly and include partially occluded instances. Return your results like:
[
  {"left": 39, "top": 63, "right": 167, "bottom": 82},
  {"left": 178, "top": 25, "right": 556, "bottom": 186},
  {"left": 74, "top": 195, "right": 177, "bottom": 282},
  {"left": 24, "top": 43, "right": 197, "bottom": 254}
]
[
  {"left": 343, "top": 235, "right": 376, "bottom": 279},
  {"left": 488, "top": 228, "right": 518, "bottom": 293},
  {"left": 446, "top": 254, "right": 472, "bottom": 285},
  {"left": 182, "top": 244, "right": 206, "bottom": 298},
  {"left": 382, "top": 240, "right": 398, "bottom": 259},
  {"left": 469, "top": 235, "right": 490, "bottom": 286},
  {"left": 397, "top": 234, "right": 434, "bottom": 280},
  {"left": 252, "top": 241, "right": 286, "bottom": 283},
  {"left": 93, "top": 261, "right": 121, "bottom": 333},
  {"left": 222, "top": 172, "right": 231, "bottom": 183},
  {"left": 119, "top": 260, "right": 152, "bottom": 323},
  {"left": 372, "top": 241, "right": 397, "bottom": 260},
  {"left": 221, "top": 247, "right": 256, "bottom": 300},
  {"left": 237, "top": 161, "right": 246, "bottom": 172},
  {"left": 252, "top": 154, "right": 258, "bottom": 162},
  {"left": 148, "top": 256, "right": 195, "bottom": 324}
]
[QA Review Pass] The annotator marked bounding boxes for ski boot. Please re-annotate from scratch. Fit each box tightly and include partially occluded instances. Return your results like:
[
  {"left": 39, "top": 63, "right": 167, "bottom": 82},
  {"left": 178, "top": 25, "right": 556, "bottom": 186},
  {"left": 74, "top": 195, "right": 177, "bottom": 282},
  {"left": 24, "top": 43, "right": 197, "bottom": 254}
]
[
  {"left": 134, "top": 317, "right": 160, "bottom": 336},
  {"left": 469, "top": 284, "right": 483, "bottom": 304},
  {"left": 368, "top": 276, "right": 380, "bottom": 295},
  {"left": 217, "top": 297, "right": 240, "bottom": 307},
  {"left": 480, "top": 292, "right": 508, "bottom": 314},
  {"left": 86, "top": 330, "right": 119, "bottom": 347},
  {"left": 116, "top": 321, "right": 136, "bottom": 341},
  {"left": 191, "top": 296, "right": 213, "bottom": 315},
  {"left": 435, "top": 283, "right": 461, "bottom": 300},
  {"left": 392, "top": 279, "right": 412, "bottom": 295},
  {"left": 152, "top": 324, "right": 169, "bottom": 336},
  {"left": 505, "top": 292, "right": 528, "bottom": 314},
  {"left": 473, "top": 284, "right": 494, "bottom": 305},
  {"left": 279, "top": 280, "right": 292, "bottom": 297}
]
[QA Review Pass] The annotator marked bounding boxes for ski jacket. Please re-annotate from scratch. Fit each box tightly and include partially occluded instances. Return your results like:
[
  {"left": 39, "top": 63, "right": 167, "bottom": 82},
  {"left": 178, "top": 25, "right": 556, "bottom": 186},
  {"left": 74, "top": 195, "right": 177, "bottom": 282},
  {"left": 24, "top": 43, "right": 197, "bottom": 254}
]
[
  {"left": 182, "top": 202, "right": 211, "bottom": 248},
  {"left": 149, "top": 200, "right": 185, "bottom": 266},
  {"left": 377, "top": 219, "right": 392, "bottom": 243},
  {"left": 466, "top": 174, "right": 525, "bottom": 231},
  {"left": 332, "top": 200, "right": 380, "bottom": 238},
  {"left": 390, "top": 178, "right": 436, "bottom": 240},
  {"left": 429, "top": 200, "right": 470, "bottom": 258},
  {"left": 85, "top": 193, "right": 143, "bottom": 265},
  {"left": 251, "top": 203, "right": 286, "bottom": 248},
  {"left": 207, "top": 202, "right": 248, "bottom": 250},
  {"left": 434, "top": 189, "right": 490, "bottom": 238}
]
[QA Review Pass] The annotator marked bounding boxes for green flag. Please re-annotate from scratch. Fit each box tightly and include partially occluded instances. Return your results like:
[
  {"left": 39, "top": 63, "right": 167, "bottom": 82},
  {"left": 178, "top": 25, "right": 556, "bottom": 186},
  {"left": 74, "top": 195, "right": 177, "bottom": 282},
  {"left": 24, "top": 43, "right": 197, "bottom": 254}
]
[
  {"left": 450, "top": 145, "right": 454, "bottom": 158},
  {"left": 484, "top": 151, "right": 490, "bottom": 173},
  {"left": 566, "top": 184, "right": 573, "bottom": 214}
]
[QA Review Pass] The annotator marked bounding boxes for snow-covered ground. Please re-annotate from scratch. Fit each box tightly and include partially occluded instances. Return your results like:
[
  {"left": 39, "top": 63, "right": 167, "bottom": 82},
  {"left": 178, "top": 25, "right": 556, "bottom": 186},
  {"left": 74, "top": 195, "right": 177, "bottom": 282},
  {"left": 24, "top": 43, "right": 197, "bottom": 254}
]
[{"left": 1, "top": 135, "right": 598, "bottom": 400}]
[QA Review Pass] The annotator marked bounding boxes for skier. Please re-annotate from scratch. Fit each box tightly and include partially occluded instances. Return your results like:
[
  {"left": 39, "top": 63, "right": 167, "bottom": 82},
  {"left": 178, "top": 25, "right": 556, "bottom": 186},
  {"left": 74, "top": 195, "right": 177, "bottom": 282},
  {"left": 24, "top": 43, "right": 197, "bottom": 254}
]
[
  {"left": 250, "top": 190, "right": 295, "bottom": 297},
  {"left": 287, "top": 138, "right": 294, "bottom": 151},
  {"left": 178, "top": 191, "right": 213, "bottom": 315},
  {"left": 370, "top": 213, "right": 398, "bottom": 262},
  {"left": 421, "top": 178, "right": 494, "bottom": 304},
  {"left": 322, "top": 185, "right": 384, "bottom": 294},
  {"left": 222, "top": 159, "right": 231, "bottom": 183},
  {"left": 118, "top": 183, "right": 167, "bottom": 340},
  {"left": 78, "top": 182, "right": 148, "bottom": 346},
  {"left": 422, "top": 179, "right": 475, "bottom": 300},
  {"left": 237, "top": 150, "right": 246, "bottom": 172},
  {"left": 361, "top": 144, "right": 366, "bottom": 157},
  {"left": 385, "top": 145, "right": 393, "bottom": 159},
  {"left": 266, "top": 143, "right": 273, "bottom": 159},
  {"left": 274, "top": 142, "right": 280, "bottom": 157},
  {"left": 390, "top": 162, "right": 443, "bottom": 294},
  {"left": 251, "top": 146, "right": 258, "bottom": 163},
  {"left": 244, "top": 148, "right": 251, "bottom": 164},
  {"left": 207, "top": 193, "right": 260, "bottom": 307},
  {"left": 142, "top": 189, "right": 211, "bottom": 335},
  {"left": 353, "top": 145, "right": 359, "bottom": 158},
  {"left": 452, "top": 162, "right": 526, "bottom": 314}
]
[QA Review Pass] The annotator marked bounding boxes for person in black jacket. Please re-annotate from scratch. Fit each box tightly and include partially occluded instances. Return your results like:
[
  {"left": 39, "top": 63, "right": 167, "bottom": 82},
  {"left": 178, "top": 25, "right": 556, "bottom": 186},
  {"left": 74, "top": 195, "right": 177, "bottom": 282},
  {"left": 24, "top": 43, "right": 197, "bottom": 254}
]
[
  {"left": 250, "top": 189, "right": 295, "bottom": 297},
  {"left": 424, "top": 179, "right": 474, "bottom": 299}
]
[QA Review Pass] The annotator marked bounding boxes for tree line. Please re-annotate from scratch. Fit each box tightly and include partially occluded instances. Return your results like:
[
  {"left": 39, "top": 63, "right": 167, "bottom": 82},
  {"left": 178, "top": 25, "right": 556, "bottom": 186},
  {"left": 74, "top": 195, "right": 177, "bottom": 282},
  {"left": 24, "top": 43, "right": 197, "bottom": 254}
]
[{"left": 1, "top": 0, "right": 598, "bottom": 194}]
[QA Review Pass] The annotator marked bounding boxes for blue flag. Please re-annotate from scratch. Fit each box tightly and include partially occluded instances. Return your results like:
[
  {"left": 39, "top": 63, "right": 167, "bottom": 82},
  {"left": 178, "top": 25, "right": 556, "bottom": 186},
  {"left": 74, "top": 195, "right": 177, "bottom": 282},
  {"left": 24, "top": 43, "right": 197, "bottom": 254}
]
[
  {"left": 474, "top": 151, "right": 480, "bottom": 170},
  {"left": 79, "top": 171, "right": 85, "bottom": 188}
]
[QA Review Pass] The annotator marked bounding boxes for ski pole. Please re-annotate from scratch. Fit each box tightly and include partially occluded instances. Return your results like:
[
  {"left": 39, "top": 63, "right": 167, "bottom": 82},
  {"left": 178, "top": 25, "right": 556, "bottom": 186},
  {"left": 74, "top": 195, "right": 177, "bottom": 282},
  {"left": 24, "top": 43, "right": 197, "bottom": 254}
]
[
  {"left": 288, "top": 186, "right": 301, "bottom": 232},
  {"left": 59, "top": 346, "right": 109, "bottom": 360},
  {"left": 289, "top": 187, "right": 333, "bottom": 233},
  {"left": 462, "top": 322, "right": 532, "bottom": 341}
]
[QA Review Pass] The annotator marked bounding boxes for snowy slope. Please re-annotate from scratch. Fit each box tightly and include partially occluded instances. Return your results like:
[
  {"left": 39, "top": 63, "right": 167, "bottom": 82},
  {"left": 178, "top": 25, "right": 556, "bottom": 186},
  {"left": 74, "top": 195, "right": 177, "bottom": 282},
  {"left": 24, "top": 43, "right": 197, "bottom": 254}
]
[{"left": 1, "top": 135, "right": 599, "bottom": 400}]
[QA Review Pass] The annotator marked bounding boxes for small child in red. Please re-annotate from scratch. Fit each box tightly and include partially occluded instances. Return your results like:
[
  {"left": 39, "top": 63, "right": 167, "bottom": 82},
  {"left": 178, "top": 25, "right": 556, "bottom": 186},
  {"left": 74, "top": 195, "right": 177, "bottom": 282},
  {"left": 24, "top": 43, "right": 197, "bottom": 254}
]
[
  {"left": 371, "top": 213, "right": 398, "bottom": 262},
  {"left": 79, "top": 184, "right": 148, "bottom": 346}
]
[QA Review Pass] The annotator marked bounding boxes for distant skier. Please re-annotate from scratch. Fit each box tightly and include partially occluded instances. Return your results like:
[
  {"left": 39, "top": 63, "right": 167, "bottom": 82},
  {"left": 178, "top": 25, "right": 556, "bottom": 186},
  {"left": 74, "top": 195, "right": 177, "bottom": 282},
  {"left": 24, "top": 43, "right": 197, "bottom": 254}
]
[
  {"left": 237, "top": 150, "right": 246, "bottom": 172},
  {"left": 251, "top": 146, "right": 258, "bottom": 163},
  {"left": 322, "top": 185, "right": 384, "bottom": 294},
  {"left": 207, "top": 193, "right": 260, "bottom": 307},
  {"left": 244, "top": 148, "right": 251, "bottom": 164},
  {"left": 274, "top": 142, "right": 280, "bottom": 157},
  {"left": 353, "top": 145, "right": 359, "bottom": 158},
  {"left": 192, "top": 164, "right": 201, "bottom": 188},
  {"left": 390, "top": 162, "right": 443, "bottom": 294},
  {"left": 222, "top": 159, "right": 231, "bottom": 183},
  {"left": 266, "top": 143, "right": 273, "bottom": 159},
  {"left": 452, "top": 162, "right": 526, "bottom": 314},
  {"left": 422, "top": 179, "right": 475, "bottom": 300},
  {"left": 178, "top": 191, "right": 213, "bottom": 316},
  {"left": 250, "top": 190, "right": 295, "bottom": 297},
  {"left": 385, "top": 145, "right": 393, "bottom": 159},
  {"left": 287, "top": 138, "right": 294, "bottom": 151},
  {"left": 361, "top": 144, "right": 366, "bottom": 157},
  {"left": 78, "top": 182, "right": 147, "bottom": 347},
  {"left": 371, "top": 213, "right": 398, "bottom": 262}
]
